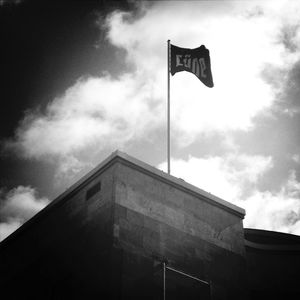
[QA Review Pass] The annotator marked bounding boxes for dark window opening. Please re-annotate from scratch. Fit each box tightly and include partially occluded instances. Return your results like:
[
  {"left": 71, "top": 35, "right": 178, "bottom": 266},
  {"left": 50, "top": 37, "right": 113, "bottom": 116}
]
[{"left": 86, "top": 182, "right": 101, "bottom": 200}]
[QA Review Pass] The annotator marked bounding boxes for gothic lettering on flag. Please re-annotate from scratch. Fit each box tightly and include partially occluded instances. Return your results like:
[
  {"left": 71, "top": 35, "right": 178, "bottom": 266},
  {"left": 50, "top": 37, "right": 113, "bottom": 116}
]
[{"left": 170, "top": 44, "right": 214, "bottom": 88}]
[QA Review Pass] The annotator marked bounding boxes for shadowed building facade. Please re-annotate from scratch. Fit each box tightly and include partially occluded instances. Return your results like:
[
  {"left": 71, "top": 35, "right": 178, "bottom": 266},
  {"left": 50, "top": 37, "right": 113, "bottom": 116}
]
[
  {"left": 244, "top": 228, "right": 300, "bottom": 299},
  {"left": 1, "top": 151, "right": 300, "bottom": 299}
]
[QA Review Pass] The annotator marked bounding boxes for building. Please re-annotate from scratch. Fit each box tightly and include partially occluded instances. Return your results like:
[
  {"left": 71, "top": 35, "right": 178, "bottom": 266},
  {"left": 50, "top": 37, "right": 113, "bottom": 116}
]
[
  {"left": 1, "top": 151, "right": 300, "bottom": 299},
  {"left": 244, "top": 228, "right": 300, "bottom": 299}
]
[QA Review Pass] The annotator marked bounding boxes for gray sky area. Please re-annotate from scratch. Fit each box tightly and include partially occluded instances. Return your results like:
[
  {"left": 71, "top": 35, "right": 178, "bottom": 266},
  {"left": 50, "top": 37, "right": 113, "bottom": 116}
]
[{"left": 1, "top": 0, "right": 300, "bottom": 241}]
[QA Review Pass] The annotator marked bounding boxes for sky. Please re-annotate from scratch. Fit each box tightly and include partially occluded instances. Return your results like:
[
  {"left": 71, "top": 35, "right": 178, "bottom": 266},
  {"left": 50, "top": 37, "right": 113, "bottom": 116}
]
[{"left": 1, "top": 0, "right": 300, "bottom": 241}]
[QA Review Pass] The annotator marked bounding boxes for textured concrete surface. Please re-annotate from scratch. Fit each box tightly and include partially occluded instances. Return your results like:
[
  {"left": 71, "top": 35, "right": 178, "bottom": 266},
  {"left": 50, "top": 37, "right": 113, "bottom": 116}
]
[{"left": 113, "top": 162, "right": 247, "bottom": 299}]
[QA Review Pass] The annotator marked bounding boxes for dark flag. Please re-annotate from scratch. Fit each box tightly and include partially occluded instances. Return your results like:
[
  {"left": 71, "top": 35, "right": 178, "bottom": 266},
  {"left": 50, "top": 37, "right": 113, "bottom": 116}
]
[{"left": 170, "top": 44, "right": 214, "bottom": 88}]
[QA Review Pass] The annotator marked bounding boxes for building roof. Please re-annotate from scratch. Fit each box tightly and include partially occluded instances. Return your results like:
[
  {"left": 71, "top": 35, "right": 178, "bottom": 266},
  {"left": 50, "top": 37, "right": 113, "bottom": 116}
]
[
  {"left": 244, "top": 228, "right": 300, "bottom": 252},
  {"left": 0, "top": 150, "right": 245, "bottom": 246}
]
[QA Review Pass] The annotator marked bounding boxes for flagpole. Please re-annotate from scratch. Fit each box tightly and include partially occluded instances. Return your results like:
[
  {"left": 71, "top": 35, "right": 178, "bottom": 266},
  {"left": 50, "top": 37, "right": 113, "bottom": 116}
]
[{"left": 167, "top": 39, "right": 171, "bottom": 175}]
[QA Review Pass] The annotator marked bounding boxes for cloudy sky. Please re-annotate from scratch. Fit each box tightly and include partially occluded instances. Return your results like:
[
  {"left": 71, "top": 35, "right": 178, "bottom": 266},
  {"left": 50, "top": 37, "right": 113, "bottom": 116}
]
[{"left": 1, "top": 0, "right": 300, "bottom": 241}]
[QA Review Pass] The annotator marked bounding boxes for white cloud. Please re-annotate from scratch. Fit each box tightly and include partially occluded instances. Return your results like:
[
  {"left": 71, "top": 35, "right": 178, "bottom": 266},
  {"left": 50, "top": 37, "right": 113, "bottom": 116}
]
[
  {"left": 5, "top": 1, "right": 300, "bottom": 177},
  {"left": 292, "top": 154, "right": 300, "bottom": 164},
  {"left": 106, "top": 0, "right": 300, "bottom": 143},
  {"left": 0, "top": 186, "right": 49, "bottom": 241},
  {"left": 5, "top": 74, "right": 163, "bottom": 179},
  {"left": 244, "top": 171, "right": 300, "bottom": 234},
  {"left": 159, "top": 154, "right": 300, "bottom": 235},
  {"left": 0, "top": 220, "right": 22, "bottom": 242},
  {"left": 8, "top": 75, "right": 162, "bottom": 159},
  {"left": 159, "top": 153, "right": 273, "bottom": 201}
]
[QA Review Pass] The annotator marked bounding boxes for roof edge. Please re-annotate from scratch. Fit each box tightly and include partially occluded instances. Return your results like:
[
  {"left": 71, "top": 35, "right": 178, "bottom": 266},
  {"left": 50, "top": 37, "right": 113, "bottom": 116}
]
[
  {"left": 0, "top": 150, "right": 245, "bottom": 246},
  {"left": 113, "top": 151, "right": 245, "bottom": 218}
]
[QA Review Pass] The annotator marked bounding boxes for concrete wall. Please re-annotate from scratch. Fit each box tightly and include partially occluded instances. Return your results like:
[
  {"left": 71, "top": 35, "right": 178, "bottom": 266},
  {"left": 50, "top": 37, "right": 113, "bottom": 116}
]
[
  {"left": 0, "top": 164, "right": 116, "bottom": 299},
  {"left": 113, "top": 162, "right": 247, "bottom": 299}
]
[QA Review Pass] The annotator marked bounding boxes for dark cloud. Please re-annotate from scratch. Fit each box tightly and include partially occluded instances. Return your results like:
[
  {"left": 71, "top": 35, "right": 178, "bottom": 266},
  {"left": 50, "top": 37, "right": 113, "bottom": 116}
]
[
  {"left": 279, "top": 23, "right": 300, "bottom": 53},
  {"left": 279, "top": 60, "right": 300, "bottom": 115}
]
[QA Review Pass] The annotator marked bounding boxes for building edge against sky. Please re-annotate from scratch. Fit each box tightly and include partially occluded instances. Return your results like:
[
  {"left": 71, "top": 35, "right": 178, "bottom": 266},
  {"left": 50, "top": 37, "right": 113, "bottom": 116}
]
[{"left": 1, "top": 150, "right": 300, "bottom": 299}]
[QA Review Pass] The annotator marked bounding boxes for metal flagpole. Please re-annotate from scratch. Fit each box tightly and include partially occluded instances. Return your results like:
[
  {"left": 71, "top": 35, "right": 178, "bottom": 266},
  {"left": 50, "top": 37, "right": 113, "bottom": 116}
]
[
  {"left": 167, "top": 40, "right": 171, "bottom": 175},
  {"left": 163, "top": 261, "right": 166, "bottom": 300}
]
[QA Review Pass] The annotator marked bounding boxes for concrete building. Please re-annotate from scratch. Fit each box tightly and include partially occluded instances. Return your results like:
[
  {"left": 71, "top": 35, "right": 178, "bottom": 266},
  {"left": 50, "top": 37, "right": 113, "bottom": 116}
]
[{"left": 1, "top": 151, "right": 300, "bottom": 299}]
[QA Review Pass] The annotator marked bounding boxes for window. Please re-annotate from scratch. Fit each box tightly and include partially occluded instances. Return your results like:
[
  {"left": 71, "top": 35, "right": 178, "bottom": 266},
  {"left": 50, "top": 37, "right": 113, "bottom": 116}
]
[{"left": 86, "top": 182, "right": 101, "bottom": 201}]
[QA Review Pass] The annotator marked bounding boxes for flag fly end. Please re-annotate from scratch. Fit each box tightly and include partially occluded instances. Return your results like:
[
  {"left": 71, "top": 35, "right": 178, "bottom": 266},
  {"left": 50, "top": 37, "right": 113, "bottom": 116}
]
[{"left": 170, "top": 44, "right": 214, "bottom": 88}]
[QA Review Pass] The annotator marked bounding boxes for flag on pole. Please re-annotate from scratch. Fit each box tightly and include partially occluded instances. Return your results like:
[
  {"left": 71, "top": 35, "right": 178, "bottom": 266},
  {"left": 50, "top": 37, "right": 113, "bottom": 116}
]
[{"left": 170, "top": 44, "right": 214, "bottom": 88}]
